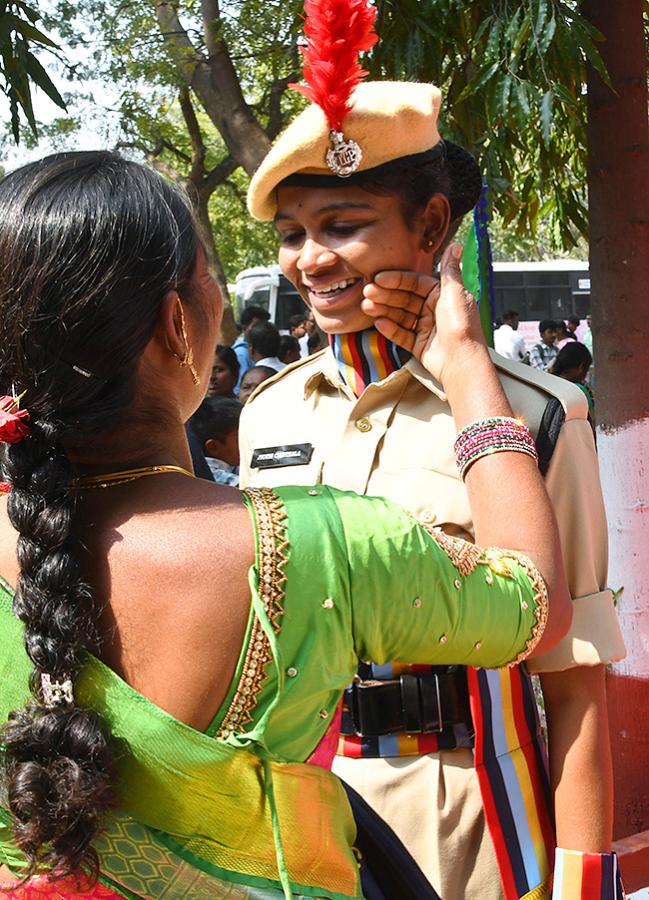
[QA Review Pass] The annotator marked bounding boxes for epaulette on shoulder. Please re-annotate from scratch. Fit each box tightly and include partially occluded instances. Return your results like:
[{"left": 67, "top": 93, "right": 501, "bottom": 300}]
[
  {"left": 489, "top": 350, "right": 588, "bottom": 421},
  {"left": 245, "top": 348, "right": 328, "bottom": 403}
]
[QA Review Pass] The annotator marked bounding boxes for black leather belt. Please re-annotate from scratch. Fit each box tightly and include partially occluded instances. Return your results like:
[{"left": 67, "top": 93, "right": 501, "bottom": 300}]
[{"left": 341, "top": 666, "right": 471, "bottom": 737}]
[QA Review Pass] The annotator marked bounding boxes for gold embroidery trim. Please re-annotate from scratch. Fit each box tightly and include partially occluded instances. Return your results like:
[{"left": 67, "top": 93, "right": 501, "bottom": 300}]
[
  {"left": 215, "top": 488, "right": 288, "bottom": 739},
  {"left": 420, "top": 524, "right": 549, "bottom": 668}
]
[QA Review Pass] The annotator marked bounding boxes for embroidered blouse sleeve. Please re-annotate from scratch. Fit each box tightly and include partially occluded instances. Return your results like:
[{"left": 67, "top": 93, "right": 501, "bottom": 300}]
[{"left": 334, "top": 491, "right": 547, "bottom": 670}]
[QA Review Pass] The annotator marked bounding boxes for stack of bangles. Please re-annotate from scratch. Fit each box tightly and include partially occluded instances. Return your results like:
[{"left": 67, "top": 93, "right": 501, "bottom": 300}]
[{"left": 454, "top": 416, "right": 538, "bottom": 480}]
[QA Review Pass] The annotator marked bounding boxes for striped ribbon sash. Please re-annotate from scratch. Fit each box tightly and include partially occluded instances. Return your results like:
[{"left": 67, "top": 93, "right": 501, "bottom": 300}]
[
  {"left": 468, "top": 666, "right": 555, "bottom": 900},
  {"left": 552, "top": 849, "right": 625, "bottom": 899}
]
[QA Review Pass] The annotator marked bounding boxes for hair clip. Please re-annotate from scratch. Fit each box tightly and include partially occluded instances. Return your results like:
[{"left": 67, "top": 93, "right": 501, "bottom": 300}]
[
  {"left": 0, "top": 392, "right": 30, "bottom": 444},
  {"left": 72, "top": 364, "right": 94, "bottom": 379},
  {"left": 41, "top": 673, "right": 74, "bottom": 708}
]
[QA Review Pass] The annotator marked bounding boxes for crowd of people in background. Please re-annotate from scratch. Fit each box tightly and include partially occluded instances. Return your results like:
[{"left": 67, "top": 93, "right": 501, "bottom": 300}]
[
  {"left": 188, "top": 305, "right": 328, "bottom": 487},
  {"left": 493, "top": 310, "right": 595, "bottom": 428}
]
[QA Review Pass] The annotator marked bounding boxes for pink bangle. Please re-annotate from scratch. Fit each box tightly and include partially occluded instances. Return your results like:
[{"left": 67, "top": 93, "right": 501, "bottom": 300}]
[{"left": 454, "top": 416, "right": 538, "bottom": 479}]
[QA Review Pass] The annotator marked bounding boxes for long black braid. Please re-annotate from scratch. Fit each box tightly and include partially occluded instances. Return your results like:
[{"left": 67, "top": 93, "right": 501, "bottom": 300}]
[{"left": 0, "top": 151, "right": 200, "bottom": 880}]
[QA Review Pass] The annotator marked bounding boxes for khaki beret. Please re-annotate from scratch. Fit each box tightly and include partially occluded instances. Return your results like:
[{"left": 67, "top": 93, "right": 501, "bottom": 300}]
[{"left": 248, "top": 81, "right": 444, "bottom": 221}]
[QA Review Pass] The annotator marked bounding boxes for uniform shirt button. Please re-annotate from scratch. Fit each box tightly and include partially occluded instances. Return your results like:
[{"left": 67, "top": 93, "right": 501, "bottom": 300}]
[
  {"left": 355, "top": 417, "right": 372, "bottom": 433},
  {"left": 322, "top": 598, "right": 335, "bottom": 609},
  {"left": 287, "top": 667, "right": 298, "bottom": 678},
  {"left": 319, "top": 709, "right": 329, "bottom": 719}
]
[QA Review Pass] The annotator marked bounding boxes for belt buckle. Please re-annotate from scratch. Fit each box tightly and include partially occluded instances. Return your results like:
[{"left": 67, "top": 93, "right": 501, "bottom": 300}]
[{"left": 400, "top": 672, "right": 444, "bottom": 734}]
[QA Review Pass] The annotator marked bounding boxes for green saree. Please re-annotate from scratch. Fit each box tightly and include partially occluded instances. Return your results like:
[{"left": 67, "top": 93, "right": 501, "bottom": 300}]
[{"left": 0, "top": 486, "right": 547, "bottom": 899}]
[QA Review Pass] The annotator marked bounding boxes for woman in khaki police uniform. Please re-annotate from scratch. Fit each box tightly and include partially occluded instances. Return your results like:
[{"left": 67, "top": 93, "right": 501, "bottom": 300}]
[{"left": 239, "top": 22, "right": 626, "bottom": 897}]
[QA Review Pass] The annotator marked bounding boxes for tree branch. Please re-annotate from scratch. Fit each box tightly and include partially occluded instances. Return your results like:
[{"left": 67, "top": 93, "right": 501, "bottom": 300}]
[
  {"left": 203, "top": 156, "right": 238, "bottom": 194},
  {"left": 201, "top": 0, "right": 221, "bottom": 59},
  {"left": 178, "top": 86, "right": 207, "bottom": 183},
  {"left": 266, "top": 72, "right": 298, "bottom": 140}
]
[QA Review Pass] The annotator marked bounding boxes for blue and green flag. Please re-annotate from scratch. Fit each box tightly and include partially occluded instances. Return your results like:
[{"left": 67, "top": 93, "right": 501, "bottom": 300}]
[{"left": 462, "top": 184, "right": 496, "bottom": 347}]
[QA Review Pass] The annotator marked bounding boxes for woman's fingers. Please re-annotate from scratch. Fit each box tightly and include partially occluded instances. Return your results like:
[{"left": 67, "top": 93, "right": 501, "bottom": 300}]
[
  {"left": 360, "top": 297, "right": 420, "bottom": 331},
  {"left": 363, "top": 281, "right": 428, "bottom": 316},
  {"left": 373, "top": 317, "right": 416, "bottom": 352},
  {"left": 373, "top": 270, "right": 439, "bottom": 298}
]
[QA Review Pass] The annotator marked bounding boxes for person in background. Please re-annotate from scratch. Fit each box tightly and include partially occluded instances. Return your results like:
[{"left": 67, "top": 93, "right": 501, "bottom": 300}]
[
  {"left": 550, "top": 342, "right": 595, "bottom": 426},
  {"left": 248, "top": 321, "right": 286, "bottom": 372},
  {"left": 493, "top": 308, "right": 527, "bottom": 361},
  {"left": 232, "top": 305, "right": 270, "bottom": 391},
  {"left": 555, "top": 320, "right": 577, "bottom": 351},
  {"left": 279, "top": 334, "right": 301, "bottom": 365},
  {"left": 207, "top": 344, "right": 239, "bottom": 398},
  {"left": 567, "top": 314, "right": 581, "bottom": 339},
  {"left": 583, "top": 313, "right": 593, "bottom": 354},
  {"left": 238, "top": 364, "right": 277, "bottom": 404},
  {"left": 307, "top": 327, "right": 327, "bottom": 355},
  {"left": 529, "top": 318, "right": 559, "bottom": 371},
  {"left": 189, "top": 396, "right": 242, "bottom": 486},
  {"left": 304, "top": 309, "right": 317, "bottom": 337},
  {"left": 289, "top": 313, "right": 310, "bottom": 356}
]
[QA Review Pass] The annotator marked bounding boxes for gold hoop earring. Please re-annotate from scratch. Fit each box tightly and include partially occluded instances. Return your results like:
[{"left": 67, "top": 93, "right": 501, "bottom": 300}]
[{"left": 176, "top": 300, "right": 201, "bottom": 386}]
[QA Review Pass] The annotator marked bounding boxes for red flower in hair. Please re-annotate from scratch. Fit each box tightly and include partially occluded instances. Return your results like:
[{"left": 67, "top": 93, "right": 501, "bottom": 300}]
[{"left": 0, "top": 395, "right": 30, "bottom": 444}]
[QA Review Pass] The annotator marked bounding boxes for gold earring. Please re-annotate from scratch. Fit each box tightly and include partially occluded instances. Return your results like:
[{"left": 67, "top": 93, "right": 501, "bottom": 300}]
[
  {"left": 427, "top": 239, "right": 434, "bottom": 248},
  {"left": 176, "top": 300, "right": 201, "bottom": 386}
]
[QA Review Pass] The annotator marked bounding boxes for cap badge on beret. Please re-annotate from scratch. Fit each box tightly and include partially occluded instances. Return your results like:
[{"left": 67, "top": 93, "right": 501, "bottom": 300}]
[
  {"left": 326, "top": 130, "right": 362, "bottom": 176},
  {"left": 290, "top": 0, "right": 378, "bottom": 177}
]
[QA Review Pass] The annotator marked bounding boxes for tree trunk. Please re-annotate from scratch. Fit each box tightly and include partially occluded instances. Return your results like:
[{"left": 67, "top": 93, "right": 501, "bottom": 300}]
[
  {"left": 584, "top": 0, "right": 649, "bottom": 840},
  {"left": 154, "top": 1, "right": 271, "bottom": 174},
  {"left": 193, "top": 191, "right": 238, "bottom": 344}
]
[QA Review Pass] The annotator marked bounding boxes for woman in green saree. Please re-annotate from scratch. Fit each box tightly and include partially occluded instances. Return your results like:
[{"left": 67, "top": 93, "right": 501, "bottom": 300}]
[{"left": 0, "top": 152, "right": 570, "bottom": 899}]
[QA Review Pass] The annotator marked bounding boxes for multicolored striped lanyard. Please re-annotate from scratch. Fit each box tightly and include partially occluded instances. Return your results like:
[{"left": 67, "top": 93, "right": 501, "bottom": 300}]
[{"left": 330, "top": 329, "right": 409, "bottom": 396}]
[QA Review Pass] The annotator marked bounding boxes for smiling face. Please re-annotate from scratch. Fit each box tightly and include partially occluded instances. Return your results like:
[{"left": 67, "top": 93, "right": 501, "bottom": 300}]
[{"left": 275, "top": 184, "right": 446, "bottom": 334}]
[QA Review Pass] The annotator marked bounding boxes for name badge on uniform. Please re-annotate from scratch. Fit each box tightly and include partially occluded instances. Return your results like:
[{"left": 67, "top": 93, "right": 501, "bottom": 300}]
[{"left": 251, "top": 443, "right": 314, "bottom": 469}]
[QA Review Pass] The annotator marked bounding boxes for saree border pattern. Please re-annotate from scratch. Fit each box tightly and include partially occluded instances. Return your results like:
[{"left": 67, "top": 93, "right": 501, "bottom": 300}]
[
  {"left": 216, "top": 488, "right": 289, "bottom": 739},
  {"left": 420, "top": 524, "right": 549, "bottom": 667}
]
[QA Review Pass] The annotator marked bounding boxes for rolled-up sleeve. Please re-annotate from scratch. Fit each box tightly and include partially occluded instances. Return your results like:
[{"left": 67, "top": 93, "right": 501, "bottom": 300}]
[{"left": 527, "top": 417, "right": 626, "bottom": 673}]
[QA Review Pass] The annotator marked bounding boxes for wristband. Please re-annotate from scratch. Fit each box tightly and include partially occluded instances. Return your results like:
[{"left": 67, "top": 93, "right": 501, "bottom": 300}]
[{"left": 552, "top": 848, "right": 625, "bottom": 899}]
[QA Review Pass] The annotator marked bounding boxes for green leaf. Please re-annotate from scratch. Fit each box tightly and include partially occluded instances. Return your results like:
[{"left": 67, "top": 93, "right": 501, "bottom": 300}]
[
  {"left": 505, "top": 7, "right": 523, "bottom": 45},
  {"left": 534, "top": 0, "right": 548, "bottom": 36},
  {"left": 553, "top": 82, "right": 578, "bottom": 109},
  {"left": 8, "top": 15, "right": 59, "bottom": 49},
  {"left": 456, "top": 61, "right": 500, "bottom": 102},
  {"left": 24, "top": 51, "right": 66, "bottom": 110},
  {"left": 538, "top": 10, "right": 556, "bottom": 54},
  {"left": 540, "top": 89, "right": 553, "bottom": 145},
  {"left": 485, "top": 17, "right": 501, "bottom": 60},
  {"left": 501, "top": 73, "right": 512, "bottom": 112},
  {"left": 472, "top": 15, "right": 493, "bottom": 48}
]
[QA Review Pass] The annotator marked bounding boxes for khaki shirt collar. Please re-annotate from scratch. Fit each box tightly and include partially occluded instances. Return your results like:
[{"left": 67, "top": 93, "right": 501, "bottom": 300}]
[{"left": 303, "top": 346, "right": 447, "bottom": 402}]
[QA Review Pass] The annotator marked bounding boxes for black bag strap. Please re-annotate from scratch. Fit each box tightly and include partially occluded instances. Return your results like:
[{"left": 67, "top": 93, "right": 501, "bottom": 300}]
[{"left": 535, "top": 397, "right": 566, "bottom": 477}]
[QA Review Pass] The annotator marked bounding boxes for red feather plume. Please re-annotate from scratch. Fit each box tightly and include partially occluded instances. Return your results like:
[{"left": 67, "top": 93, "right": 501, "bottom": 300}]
[{"left": 290, "top": 0, "right": 378, "bottom": 133}]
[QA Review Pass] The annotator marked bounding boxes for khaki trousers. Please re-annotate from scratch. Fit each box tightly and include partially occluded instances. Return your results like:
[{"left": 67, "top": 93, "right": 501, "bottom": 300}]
[{"left": 333, "top": 749, "right": 505, "bottom": 900}]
